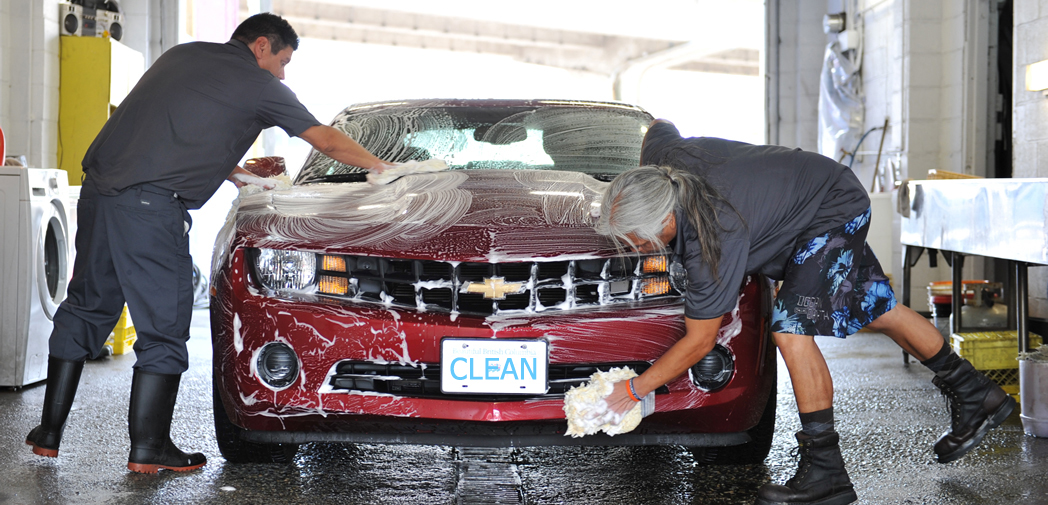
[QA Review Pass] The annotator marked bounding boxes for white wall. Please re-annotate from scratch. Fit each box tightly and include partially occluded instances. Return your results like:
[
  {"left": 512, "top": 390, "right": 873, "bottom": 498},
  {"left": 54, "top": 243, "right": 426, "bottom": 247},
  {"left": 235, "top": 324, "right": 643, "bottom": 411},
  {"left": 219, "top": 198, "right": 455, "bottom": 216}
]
[
  {"left": 0, "top": 0, "right": 173, "bottom": 169},
  {"left": 1014, "top": 2, "right": 1048, "bottom": 318},
  {"left": 864, "top": 1, "right": 982, "bottom": 302},
  {"left": 0, "top": 0, "right": 61, "bottom": 169},
  {"left": 767, "top": 0, "right": 826, "bottom": 151},
  {"left": 769, "top": 0, "right": 1002, "bottom": 307},
  {"left": 0, "top": 0, "right": 7, "bottom": 153}
]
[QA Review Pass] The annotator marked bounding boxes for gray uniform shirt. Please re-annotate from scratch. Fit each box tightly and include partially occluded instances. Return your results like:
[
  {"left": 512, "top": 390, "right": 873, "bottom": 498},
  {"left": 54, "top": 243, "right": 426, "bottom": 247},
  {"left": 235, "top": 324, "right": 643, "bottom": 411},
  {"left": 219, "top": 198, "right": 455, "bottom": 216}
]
[
  {"left": 641, "top": 122, "right": 870, "bottom": 319},
  {"left": 82, "top": 39, "right": 321, "bottom": 209}
]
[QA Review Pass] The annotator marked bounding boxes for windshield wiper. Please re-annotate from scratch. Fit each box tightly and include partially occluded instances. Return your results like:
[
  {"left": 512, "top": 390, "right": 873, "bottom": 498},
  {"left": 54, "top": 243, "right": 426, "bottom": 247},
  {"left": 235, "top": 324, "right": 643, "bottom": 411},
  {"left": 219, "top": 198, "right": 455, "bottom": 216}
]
[
  {"left": 303, "top": 173, "right": 368, "bottom": 184},
  {"left": 590, "top": 173, "right": 619, "bottom": 182}
]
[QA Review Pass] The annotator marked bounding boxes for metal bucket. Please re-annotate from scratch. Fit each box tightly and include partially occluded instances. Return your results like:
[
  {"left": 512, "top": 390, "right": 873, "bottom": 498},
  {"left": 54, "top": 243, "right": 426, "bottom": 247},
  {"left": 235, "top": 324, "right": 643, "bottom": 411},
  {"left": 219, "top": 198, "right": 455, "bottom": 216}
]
[{"left": 1020, "top": 359, "right": 1048, "bottom": 438}]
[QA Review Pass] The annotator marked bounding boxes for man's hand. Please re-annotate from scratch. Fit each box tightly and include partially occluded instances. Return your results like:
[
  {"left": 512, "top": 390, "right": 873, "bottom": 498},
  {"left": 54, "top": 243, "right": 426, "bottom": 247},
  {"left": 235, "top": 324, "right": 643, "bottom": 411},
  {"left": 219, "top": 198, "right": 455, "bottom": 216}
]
[
  {"left": 227, "top": 165, "right": 276, "bottom": 189},
  {"left": 605, "top": 316, "right": 724, "bottom": 417},
  {"left": 606, "top": 380, "right": 640, "bottom": 416},
  {"left": 231, "top": 172, "right": 276, "bottom": 189}
]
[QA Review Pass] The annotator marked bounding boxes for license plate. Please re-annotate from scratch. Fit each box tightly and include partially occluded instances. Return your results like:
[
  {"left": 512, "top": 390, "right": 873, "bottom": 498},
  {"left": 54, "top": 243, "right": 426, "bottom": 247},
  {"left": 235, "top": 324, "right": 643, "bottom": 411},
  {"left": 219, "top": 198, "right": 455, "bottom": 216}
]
[{"left": 440, "top": 338, "right": 548, "bottom": 394}]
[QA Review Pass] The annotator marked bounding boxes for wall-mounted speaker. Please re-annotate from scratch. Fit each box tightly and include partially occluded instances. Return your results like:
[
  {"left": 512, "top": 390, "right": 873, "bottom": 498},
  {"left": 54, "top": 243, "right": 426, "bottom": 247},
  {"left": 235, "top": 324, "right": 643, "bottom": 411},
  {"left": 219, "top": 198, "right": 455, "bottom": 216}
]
[
  {"left": 58, "top": 1, "right": 123, "bottom": 41},
  {"left": 59, "top": 3, "right": 83, "bottom": 37}
]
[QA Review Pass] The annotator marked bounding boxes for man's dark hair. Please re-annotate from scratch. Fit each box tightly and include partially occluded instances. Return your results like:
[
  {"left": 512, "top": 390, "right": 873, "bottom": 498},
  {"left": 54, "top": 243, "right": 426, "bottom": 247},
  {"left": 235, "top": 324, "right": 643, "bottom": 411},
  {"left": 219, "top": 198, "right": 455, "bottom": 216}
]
[{"left": 231, "top": 13, "right": 299, "bottom": 52}]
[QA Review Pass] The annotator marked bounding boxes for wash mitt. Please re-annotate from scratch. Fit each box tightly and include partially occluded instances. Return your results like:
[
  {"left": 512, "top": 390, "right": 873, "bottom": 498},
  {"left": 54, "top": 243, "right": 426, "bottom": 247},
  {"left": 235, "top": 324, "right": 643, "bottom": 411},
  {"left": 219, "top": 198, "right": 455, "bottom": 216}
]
[
  {"left": 367, "top": 159, "right": 449, "bottom": 185},
  {"left": 563, "top": 367, "right": 651, "bottom": 437},
  {"left": 234, "top": 172, "right": 293, "bottom": 195}
]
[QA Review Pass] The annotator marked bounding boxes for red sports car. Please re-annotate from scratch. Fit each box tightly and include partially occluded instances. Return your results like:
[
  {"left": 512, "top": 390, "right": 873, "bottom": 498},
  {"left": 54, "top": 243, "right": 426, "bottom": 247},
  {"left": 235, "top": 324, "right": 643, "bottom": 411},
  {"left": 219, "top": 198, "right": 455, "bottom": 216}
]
[{"left": 209, "top": 99, "right": 776, "bottom": 464}]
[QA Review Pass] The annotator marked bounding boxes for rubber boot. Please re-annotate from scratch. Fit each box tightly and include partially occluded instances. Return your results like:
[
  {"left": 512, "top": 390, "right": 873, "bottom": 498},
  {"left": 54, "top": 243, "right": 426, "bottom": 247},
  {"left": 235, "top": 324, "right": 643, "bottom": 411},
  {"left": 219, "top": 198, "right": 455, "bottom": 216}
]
[
  {"left": 25, "top": 356, "right": 85, "bottom": 457},
  {"left": 932, "top": 360, "right": 1015, "bottom": 464},
  {"left": 755, "top": 431, "right": 857, "bottom": 505},
  {"left": 127, "top": 370, "right": 207, "bottom": 473}
]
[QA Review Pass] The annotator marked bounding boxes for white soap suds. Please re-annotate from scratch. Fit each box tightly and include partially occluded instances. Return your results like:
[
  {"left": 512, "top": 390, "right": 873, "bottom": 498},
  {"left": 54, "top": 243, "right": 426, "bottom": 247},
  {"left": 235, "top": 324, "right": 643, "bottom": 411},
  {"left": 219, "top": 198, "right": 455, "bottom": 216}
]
[
  {"left": 237, "top": 173, "right": 293, "bottom": 195},
  {"left": 232, "top": 313, "right": 244, "bottom": 354},
  {"left": 563, "top": 367, "right": 643, "bottom": 437}
]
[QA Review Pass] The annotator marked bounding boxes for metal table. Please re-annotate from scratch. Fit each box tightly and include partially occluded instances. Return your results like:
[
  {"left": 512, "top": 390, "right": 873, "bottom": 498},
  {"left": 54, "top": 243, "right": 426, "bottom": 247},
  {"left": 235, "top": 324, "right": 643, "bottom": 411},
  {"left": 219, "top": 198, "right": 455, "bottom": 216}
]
[{"left": 899, "top": 178, "right": 1048, "bottom": 358}]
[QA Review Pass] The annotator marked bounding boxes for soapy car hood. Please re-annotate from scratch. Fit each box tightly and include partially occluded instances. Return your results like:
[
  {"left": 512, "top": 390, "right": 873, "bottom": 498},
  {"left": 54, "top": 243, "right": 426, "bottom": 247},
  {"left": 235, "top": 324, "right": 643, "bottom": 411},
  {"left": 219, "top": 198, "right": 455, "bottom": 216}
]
[{"left": 232, "top": 169, "right": 618, "bottom": 262}]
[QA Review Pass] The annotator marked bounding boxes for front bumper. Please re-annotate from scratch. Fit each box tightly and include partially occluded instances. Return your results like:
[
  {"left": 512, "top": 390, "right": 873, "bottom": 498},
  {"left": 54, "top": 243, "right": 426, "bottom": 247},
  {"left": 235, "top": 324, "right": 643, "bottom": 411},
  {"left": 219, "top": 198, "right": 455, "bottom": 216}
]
[{"left": 211, "top": 249, "right": 774, "bottom": 439}]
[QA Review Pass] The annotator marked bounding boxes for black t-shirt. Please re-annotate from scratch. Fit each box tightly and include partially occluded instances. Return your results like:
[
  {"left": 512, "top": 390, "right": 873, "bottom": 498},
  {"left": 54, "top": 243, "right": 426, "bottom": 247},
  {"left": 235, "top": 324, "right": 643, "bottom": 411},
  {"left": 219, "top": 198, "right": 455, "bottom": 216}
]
[
  {"left": 642, "top": 122, "right": 870, "bottom": 319},
  {"left": 82, "top": 40, "right": 321, "bottom": 209}
]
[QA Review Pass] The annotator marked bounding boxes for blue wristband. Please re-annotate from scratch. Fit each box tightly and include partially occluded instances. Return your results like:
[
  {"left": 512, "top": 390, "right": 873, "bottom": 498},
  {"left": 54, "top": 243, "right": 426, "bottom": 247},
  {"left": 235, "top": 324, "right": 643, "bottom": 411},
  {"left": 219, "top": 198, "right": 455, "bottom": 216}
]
[{"left": 627, "top": 378, "right": 642, "bottom": 402}]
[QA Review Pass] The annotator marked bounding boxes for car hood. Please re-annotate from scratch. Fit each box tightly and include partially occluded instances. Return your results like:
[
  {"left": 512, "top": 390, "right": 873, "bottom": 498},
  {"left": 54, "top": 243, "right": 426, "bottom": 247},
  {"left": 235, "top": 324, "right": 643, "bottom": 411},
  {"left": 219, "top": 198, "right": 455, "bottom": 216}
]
[{"left": 232, "top": 169, "right": 620, "bottom": 262}]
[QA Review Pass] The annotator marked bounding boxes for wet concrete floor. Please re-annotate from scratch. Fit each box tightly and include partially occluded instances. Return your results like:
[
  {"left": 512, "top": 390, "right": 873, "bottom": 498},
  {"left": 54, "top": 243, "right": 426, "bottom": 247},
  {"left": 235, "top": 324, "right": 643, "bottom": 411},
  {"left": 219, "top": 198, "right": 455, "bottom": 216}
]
[{"left": 1, "top": 309, "right": 1046, "bottom": 504}]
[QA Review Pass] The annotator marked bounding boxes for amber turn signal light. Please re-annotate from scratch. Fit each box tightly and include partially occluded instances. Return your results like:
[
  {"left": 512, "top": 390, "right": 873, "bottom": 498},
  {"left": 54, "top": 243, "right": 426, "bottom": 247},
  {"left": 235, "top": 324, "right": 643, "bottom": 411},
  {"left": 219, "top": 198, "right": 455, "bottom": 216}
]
[
  {"left": 318, "top": 275, "right": 349, "bottom": 295},
  {"left": 641, "top": 255, "right": 668, "bottom": 274},
  {"left": 640, "top": 276, "right": 671, "bottom": 296},
  {"left": 321, "top": 255, "right": 347, "bottom": 272}
]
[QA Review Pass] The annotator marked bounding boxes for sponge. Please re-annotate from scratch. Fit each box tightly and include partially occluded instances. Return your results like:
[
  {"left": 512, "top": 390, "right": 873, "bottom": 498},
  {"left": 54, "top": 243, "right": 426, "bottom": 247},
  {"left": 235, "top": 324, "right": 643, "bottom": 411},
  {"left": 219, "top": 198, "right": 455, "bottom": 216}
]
[
  {"left": 563, "top": 367, "right": 653, "bottom": 437},
  {"left": 367, "top": 159, "right": 449, "bottom": 185}
]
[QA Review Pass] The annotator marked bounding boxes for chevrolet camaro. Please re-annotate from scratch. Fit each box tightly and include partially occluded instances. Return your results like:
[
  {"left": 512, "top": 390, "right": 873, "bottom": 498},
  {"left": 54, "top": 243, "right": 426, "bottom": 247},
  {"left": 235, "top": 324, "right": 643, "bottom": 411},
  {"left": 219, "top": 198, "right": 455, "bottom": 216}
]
[{"left": 209, "top": 99, "right": 776, "bottom": 465}]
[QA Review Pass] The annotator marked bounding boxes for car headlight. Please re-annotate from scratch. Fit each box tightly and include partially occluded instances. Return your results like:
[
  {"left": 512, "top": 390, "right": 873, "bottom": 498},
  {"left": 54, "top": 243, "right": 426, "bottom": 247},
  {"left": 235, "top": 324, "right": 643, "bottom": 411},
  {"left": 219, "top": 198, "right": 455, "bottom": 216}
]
[
  {"left": 257, "top": 342, "right": 299, "bottom": 389},
  {"left": 690, "top": 344, "right": 734, "bottom": 391},
  {"left": 255, "top": 248, "right": 317, "bottom": 292}
]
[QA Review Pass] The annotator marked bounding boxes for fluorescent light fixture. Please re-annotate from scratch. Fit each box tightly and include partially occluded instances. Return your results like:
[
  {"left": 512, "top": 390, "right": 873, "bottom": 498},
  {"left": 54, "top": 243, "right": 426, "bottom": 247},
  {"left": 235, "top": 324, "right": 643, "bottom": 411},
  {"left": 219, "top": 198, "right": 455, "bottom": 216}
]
[{"left": 1026, "top": 59, "right": 1048, "bottom": 92}]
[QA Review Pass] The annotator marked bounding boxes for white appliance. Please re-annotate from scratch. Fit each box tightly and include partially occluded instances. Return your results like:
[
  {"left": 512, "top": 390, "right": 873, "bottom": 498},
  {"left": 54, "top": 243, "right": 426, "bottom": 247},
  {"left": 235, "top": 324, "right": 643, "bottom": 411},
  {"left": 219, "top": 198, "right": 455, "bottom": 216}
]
[{"left": 0, "top": 168, "right": 72, "bottom": 387}]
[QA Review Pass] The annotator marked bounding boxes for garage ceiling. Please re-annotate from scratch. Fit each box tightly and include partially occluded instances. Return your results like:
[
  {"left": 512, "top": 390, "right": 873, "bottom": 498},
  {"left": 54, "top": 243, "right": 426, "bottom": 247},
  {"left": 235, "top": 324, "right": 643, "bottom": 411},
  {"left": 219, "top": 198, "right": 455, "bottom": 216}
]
[{"left": 250, "top": 0, "right": 759, "bottom": 76}]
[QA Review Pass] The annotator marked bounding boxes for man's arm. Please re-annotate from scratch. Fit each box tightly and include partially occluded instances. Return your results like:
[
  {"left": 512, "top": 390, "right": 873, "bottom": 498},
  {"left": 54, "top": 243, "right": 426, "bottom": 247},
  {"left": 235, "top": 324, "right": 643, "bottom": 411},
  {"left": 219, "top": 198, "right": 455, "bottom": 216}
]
[
  {"left": 299, "top": 125, "right": 391, "bottom": 173},
  {"left": 605, "top": 315, "right": 723, "bottom": 415},
  {"left": 227, "top": 165, "right": 252, "bottom": 187}
]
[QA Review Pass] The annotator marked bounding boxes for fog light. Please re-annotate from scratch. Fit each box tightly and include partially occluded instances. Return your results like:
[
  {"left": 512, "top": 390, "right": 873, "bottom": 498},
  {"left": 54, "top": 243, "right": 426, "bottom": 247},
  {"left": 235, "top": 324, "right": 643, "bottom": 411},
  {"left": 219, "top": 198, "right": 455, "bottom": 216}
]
[
  {"left": 690, "top": 344, "right": 734, "bottom": 391},
  {"left": 257, "top": 342, "right": 299, "bottom": 389},
  {"left": 669, "top": 259, "right": 688, "bottom": 292}
]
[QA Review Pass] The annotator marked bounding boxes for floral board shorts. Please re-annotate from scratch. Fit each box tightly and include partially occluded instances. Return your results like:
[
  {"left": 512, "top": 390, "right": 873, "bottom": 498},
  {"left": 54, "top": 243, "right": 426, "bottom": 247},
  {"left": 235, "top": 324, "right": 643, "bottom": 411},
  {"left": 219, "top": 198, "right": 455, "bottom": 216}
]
[{"left": 770, "top": 208, "right": 896, "bottom": 338}]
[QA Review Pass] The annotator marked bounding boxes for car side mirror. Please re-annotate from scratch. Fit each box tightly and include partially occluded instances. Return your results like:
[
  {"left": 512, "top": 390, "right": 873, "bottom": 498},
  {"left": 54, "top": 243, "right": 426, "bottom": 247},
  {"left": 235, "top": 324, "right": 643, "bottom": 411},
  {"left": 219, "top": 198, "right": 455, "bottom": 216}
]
[{"left": 243, "top": 156, "right": 287, "bottom": 178}]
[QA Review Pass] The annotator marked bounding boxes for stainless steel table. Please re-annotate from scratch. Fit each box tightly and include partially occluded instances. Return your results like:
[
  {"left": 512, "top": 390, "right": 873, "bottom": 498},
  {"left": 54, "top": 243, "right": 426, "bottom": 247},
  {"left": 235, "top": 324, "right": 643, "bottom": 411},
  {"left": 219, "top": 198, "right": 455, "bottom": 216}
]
[{"left": 899, "top": 178, "right": 1048, "bottom": 358}]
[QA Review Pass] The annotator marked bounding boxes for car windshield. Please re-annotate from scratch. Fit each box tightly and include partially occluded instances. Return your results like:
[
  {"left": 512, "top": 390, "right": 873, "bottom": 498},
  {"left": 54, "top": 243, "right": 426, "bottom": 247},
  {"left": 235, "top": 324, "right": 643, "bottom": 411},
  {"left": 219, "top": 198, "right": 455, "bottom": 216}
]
[{"left": 294, "top": 101, "right": 653, "bottom": 185}]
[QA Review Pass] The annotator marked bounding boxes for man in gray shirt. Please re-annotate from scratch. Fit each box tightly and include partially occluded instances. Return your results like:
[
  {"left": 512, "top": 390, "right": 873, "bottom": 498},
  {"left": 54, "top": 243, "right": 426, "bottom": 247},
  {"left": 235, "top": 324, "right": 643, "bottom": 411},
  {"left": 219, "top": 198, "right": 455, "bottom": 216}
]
[{"left": 26, "top": 13, "right": 393, "bottom": 474}]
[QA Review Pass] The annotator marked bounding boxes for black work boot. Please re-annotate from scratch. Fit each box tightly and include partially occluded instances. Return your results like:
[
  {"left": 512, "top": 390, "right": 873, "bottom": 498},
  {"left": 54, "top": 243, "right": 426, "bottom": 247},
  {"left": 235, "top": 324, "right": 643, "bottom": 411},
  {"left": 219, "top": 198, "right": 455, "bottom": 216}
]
[
  {"left": 25, "top": 356, "right": 85, "bottom": 457},
  {"left": 755, "top": 431, "right": 857, "bottom": 505},
  {"left": 932, "top": 360, "right": 1015, "bottom": 464},
  {"left": 127, "top": 370, "right": 207, "bottom": 473}
]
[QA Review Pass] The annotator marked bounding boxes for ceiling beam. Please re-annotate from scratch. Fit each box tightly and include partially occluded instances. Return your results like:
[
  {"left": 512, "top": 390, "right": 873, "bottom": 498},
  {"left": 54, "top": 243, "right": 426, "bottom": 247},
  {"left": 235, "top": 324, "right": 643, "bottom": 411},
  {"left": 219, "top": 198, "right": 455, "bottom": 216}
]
[{"left": 248, "top": 0, "right": 758, "bottom": 76}]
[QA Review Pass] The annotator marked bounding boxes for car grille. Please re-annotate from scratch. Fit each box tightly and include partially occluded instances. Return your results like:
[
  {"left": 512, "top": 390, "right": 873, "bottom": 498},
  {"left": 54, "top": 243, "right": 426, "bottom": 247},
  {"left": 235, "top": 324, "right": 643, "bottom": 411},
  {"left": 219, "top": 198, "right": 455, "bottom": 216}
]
[
  {"left": 309, "top": 254, "right": 680, "bottom": 316},
  {"left": 327, "top": 360, "right": 668, "bottom": 400}
]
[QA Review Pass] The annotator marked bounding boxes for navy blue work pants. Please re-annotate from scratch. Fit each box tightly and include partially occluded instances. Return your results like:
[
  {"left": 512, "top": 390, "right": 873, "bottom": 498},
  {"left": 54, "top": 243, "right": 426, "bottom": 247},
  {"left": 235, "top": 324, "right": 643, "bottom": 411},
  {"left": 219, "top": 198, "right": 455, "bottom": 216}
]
[{"left": 49, "top": 176, "right": 194, "bottom": 374}]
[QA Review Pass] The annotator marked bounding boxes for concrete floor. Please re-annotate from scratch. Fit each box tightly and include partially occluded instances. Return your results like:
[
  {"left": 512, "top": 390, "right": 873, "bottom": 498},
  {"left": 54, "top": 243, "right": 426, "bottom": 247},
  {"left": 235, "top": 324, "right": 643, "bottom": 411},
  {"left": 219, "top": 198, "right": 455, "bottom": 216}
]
[{"left": 1, "top": 309, "right": 1046, "bottom": 504}]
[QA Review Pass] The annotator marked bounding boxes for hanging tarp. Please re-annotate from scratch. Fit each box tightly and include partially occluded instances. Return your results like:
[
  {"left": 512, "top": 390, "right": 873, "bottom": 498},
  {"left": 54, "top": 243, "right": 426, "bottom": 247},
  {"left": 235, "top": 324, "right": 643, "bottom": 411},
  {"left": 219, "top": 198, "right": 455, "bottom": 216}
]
[{"left": 818, "top": 42, "right": 864, "bottom": 162}]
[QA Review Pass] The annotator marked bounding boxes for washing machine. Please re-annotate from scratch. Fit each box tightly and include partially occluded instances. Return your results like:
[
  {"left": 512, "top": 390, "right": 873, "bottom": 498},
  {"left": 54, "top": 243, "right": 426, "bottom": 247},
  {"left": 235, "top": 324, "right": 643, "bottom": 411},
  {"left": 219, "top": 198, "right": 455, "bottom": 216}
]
[{"left": 0, "top": 167, "right": 71, "bottom": 387}]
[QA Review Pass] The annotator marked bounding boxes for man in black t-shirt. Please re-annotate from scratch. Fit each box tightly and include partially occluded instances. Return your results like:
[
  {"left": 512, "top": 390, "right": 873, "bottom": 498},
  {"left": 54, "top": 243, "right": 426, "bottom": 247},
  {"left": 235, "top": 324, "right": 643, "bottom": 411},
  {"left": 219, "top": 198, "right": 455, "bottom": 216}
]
[
  {"left": 596, "top": 120, "right": 1014, "bottom": 505},
  {"left": 26, "top": 13, "right": 395, "bottom": 474}
]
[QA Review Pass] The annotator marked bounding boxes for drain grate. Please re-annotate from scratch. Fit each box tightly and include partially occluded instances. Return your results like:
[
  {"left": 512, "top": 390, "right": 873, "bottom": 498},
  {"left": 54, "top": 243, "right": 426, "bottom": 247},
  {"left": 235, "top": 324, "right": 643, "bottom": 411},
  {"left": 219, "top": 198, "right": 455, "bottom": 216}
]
[{"left": 455, "top": 448, "right": 524, "bottom": 505}]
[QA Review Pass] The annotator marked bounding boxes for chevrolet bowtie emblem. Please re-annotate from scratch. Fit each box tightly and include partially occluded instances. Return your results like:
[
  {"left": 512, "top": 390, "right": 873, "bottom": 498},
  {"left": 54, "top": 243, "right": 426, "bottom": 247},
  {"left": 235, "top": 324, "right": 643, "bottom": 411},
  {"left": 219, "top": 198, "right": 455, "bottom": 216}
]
[{"left": 462, "top": 277, "right": 525, "bottom": 300}]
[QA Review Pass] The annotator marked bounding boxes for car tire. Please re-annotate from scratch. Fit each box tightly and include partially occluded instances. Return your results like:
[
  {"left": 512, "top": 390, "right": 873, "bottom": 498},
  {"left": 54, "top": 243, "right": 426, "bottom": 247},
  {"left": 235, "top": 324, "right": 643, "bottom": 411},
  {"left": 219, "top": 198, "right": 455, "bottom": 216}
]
[
  {"left": 690, "top": 370, "right": 777, "bottom": 465},
  {"left": 213, "top": 373, "right": 299, "bottom": 464}
]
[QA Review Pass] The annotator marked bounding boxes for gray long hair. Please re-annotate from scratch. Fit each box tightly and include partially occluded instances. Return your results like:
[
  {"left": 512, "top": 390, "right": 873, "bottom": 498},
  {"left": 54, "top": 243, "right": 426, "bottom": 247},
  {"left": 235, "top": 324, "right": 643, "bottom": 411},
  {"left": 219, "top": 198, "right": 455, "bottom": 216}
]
[{"left": 596, "top": 165, "right": 731, "bottom": 280}]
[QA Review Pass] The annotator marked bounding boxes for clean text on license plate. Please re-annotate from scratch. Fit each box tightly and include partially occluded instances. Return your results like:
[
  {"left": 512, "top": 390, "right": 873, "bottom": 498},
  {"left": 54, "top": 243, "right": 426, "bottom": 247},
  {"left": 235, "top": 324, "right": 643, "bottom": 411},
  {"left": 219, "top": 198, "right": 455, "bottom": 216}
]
[{"left": 440, "top": 338, "right": 548, "bottom": 394}]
